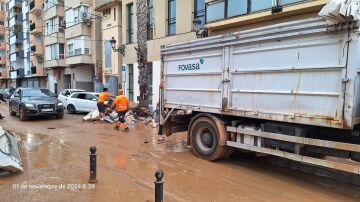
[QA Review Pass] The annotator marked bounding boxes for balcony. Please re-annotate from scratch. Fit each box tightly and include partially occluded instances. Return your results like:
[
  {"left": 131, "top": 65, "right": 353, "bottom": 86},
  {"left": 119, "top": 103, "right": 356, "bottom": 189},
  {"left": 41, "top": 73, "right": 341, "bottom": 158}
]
[
  {"left": 29, "top": 0, "right": 43, "bottom": 15},
  {"left": 0, "top": 11, "right": 5, "bottom": 19},
  {"left": 9, "top": 33, "right": 23, "bottom": 45},
  {"left": 30, "top": 22, "right": 43, "bottom": 35},
  {"left": 10, "top": 51, "right": 24, "bottom": 62},
  {"left": 95, "top": 0, "right": 121, "bottom": 11},
  {"left": 8, "top": 13, "right": 23, "bottom": 28},
  {"left": 44, "top": 32, "right": 66, "bottom": 45},
  {"left": 66, "top": 54, "right": 92, "bottom": 65},
  {"left": 10, "top": 68, "right": 24, "bottom": 79},
  {"left": 44, "top": 3, "right": 65, "bottom": 19},
  {"left": 65, "top": 0, "right": 92, "bottom": 9},
  {"left": 30, "top": 44, "right": 43, "bottom": 58},
  {"left": 8, "top": 0, "right": 22, "bottom": 11},
  {"left": 65, "top": 22, "right": 92, "bottom": 39},
  {"left": 0, "top": 42, "right": 6, "bottom": 50},
  {"left": 45, "top": 54, "right": 67, "bottom": 69},
  {"left": 0, "top": 56, "right": 5, "bottom": 65}
]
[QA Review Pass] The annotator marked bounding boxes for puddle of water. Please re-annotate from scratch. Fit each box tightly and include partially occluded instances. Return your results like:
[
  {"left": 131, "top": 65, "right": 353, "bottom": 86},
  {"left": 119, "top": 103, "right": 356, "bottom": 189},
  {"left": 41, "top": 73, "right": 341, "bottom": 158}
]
[
  {"left": 22, "top": 133, "right": 42, "bottom": 151},
  {"left": 171, "top": 141, "right": 191, "bottom": 153}
]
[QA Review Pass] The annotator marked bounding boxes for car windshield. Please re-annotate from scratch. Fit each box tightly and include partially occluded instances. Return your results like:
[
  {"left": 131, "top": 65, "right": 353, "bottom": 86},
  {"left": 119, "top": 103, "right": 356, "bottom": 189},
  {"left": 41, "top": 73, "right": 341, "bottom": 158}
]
[{"left": 23, "top": 89, "right": 55, "bottom": 97}]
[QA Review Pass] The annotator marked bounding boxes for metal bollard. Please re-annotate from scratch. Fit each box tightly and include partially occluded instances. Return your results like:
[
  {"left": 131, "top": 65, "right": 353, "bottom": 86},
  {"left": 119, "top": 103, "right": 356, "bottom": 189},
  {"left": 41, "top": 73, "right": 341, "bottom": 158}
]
[
  {"left": 154, "top": 169, "right": 164, "bottom": 202},
  {"left": 88, "top": 146, "right": 97, "bottom": 183}
]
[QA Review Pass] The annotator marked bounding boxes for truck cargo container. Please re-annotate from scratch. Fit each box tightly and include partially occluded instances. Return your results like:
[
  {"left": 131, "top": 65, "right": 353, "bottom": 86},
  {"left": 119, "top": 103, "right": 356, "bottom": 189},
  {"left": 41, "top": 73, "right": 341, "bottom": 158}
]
[{"left": 159, "top": 18, "right": 360, "bottom": 174}]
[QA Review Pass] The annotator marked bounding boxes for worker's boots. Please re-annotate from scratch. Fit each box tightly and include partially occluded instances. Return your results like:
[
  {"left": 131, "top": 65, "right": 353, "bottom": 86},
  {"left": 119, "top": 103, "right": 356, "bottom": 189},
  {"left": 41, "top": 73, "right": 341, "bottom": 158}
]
[{"left": 114, "top": 121, "right": 129, "bottom": 131}]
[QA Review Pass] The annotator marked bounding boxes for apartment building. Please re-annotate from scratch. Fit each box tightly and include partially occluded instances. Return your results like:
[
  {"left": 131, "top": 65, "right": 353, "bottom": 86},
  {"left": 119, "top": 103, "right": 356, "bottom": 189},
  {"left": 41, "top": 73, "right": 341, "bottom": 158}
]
[
  {"left": 0, "top": 0, "right": 7, "bottom": 88},
  {"left": 94, "top": 0, "right": 207, "bottom": 106},
  {"left": 61, "top": 0, "right": 102, "bottom": 92},
  {"left": 95, "top": 0, "right": 122, "bottom": 96},
  {"left": 5, "top": 0, "right": 46, "bottom": 88},
  {"left": 44, "top": 0, "right": 68, "bottom": 95}
]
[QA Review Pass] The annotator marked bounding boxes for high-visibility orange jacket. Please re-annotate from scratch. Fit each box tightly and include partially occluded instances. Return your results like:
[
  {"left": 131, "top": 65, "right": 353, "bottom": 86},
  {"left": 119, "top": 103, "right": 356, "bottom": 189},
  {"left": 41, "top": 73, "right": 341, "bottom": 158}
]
[
  {"left": 114, "top": 95, "right": 129, "bottom": 111},
  {"left": 98, "top": 92, "right": 111, "bottom": 103}
]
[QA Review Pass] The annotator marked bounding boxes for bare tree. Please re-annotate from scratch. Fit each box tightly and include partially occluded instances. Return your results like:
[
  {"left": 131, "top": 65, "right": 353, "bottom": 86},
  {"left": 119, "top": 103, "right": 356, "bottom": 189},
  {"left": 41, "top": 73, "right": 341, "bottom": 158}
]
[{"left": 135, "top": 0, "right": 148, "bottom": 107}]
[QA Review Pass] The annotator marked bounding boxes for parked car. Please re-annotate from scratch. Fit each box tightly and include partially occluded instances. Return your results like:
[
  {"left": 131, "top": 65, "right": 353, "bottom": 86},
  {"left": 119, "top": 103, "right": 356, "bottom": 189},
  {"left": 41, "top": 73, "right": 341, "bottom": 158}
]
[
  {"left": 58, "top": 89, "right": 85, "bottom": 105},
  {"left": 65, "top": 92, "right": 99, "bottom": 113},
  {"left": 9, "top": 88, "right": 64, "bottom": 121},
  {"left": 3, "top": 87, "right": 15, "bottom": 99}
]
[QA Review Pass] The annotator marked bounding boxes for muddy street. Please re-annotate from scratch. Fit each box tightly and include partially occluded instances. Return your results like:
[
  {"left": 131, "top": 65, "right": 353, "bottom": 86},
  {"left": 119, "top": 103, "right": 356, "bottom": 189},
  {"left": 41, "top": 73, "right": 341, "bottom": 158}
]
[{"left": 0, "top": 104, "right": 359, "bottom": 202}]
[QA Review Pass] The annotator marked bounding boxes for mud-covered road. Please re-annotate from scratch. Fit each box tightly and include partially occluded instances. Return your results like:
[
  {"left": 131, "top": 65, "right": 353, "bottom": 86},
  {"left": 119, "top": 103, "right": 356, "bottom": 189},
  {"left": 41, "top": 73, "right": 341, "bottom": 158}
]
[{"left": 0, "top": 104, "right": 359, "bottom": 202}]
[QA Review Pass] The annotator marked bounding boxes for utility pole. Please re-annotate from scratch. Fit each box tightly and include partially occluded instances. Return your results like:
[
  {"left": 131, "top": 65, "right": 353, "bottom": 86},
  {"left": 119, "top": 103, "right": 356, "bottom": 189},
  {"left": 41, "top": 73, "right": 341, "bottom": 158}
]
[{"left": 135, "top": 0, "right": 149, "bottom": 107}]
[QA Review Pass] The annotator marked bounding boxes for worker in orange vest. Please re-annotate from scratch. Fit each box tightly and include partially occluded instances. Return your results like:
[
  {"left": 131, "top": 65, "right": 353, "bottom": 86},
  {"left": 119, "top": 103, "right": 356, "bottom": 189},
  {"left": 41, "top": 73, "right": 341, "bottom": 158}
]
[
  {"left": 97, "top": 88, "right": 113, "bottom": 121},
  {"left": 112, "top": 89, "right": 129, "bottom": 130}
]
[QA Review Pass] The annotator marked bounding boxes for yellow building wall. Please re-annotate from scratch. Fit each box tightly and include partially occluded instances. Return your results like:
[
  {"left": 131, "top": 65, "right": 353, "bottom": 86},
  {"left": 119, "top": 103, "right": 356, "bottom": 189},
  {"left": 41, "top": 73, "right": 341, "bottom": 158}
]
[{"left": 121, "top": 0, "right": 197, "bottom": 64}]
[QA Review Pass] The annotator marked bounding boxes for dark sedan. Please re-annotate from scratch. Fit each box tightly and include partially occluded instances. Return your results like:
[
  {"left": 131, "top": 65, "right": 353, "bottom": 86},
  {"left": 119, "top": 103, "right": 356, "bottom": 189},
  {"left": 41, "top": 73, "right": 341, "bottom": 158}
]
[{"left": 9, "top": 88, "right": 64, "bottom": 121}]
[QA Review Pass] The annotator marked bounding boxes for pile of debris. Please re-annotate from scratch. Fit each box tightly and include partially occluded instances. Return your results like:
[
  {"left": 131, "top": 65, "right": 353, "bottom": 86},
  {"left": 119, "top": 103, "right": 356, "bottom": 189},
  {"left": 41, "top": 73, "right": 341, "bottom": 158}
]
[
  {"left": 83, "top": 101, "right": 159, "bottom": 128},
  {"left": 0, "top": 127, "right": 22, "bottom": 176}
]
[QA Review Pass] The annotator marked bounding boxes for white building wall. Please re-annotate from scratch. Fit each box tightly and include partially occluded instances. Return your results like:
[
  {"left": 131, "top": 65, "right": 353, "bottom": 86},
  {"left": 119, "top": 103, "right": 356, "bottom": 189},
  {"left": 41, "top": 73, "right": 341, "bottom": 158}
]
[
  {"left": 152, "top": 61, "right": 161, "bottom": 107},
  {"left": 47, "top": 70, "right": 56, "bottom": 93}
]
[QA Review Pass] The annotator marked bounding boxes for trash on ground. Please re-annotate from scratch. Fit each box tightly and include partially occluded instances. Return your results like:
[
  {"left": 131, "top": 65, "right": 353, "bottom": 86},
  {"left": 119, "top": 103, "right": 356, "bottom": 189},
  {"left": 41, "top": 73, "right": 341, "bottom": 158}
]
[
  {"left": 0, "top": 127, "right": 23, "bottom": 175},
  {"left": 47, "top": 127, "right": 56, "bottom": 130},
  {"left": 83, "top": 110, "right": 100, "bottom": 122},
  {"left": 103, "top": 116, "right": 114, "bottom": 123}
]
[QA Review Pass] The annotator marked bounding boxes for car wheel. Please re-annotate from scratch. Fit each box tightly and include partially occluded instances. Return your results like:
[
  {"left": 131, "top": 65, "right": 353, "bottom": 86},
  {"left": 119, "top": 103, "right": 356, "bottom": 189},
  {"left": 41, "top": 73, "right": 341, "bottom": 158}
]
[
  {"left": 9, "top": 105, "right": 16, "bottom": 116},
  {"left": 67, "top": 104, "right": 76, "bottom": 114},
  {"left": 19, "top": 106, "right": 28, "bottom": 121}
]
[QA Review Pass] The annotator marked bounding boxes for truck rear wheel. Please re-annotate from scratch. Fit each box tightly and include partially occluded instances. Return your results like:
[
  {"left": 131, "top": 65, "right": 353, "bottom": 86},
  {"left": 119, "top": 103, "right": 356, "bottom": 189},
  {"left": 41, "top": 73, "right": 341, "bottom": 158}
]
[{"left": 190, "top": 117, "right": 227, "bottom": 161}]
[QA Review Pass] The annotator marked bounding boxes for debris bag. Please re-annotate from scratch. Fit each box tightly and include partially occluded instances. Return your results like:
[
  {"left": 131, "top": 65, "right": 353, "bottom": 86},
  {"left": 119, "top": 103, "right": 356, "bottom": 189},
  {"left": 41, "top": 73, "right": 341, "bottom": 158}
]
[
  {"left": 109, "top": 112, "right": 118, "bottom": 120},
  {"left": 83, "top": 110, "right": 100, "bottom": 122},
  {"left": 0, "top": 127, "right": 23, "bottom": 173},
  {"left": 103, "top": 116, "right": 114, "bottom": 123}
]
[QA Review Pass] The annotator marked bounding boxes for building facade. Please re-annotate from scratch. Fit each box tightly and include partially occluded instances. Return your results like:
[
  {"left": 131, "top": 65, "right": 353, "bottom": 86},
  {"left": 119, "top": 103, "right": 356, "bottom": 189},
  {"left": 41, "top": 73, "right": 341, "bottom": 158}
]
[
  {"left": 44, "top": 0, "right": 67, "bottom": 95},
  {"left": 0, "top": 0, "right": 7, "bottom": 88},
  {"left": 5, "top": 0, "right": 46, "bottom": 89},
  {"left": 95, "top": 0, "right": 122, "bottom": 96},
  {"left": 63, "top": 0, "right": 102, "bottom": 92}
]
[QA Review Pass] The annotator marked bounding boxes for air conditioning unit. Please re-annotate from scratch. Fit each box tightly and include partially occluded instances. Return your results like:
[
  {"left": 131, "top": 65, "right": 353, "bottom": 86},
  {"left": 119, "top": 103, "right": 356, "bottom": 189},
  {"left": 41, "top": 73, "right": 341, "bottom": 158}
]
[{"left": 82, "top": 12, "right": 91, "bottom": 21}]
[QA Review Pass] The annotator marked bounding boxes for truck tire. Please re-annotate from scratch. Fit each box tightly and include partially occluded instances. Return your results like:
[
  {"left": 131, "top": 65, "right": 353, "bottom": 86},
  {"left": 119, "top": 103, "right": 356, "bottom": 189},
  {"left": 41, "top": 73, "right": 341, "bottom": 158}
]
[{"left": 190, "top": 116, "right": 227, "bottom": 161}]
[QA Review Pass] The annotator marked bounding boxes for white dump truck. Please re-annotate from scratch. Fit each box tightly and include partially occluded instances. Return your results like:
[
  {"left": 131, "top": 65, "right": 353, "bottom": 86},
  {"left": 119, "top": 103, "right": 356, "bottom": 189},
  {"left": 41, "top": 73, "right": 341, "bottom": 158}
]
[{"left": 159, "top": 18, "right": 360, "bottom": 174}]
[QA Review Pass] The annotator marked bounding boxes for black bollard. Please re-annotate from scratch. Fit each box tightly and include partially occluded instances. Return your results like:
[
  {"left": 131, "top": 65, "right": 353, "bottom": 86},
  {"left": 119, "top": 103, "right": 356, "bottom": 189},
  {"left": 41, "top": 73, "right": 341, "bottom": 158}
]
[
  {"left": 154, "top": 169, "right": 164, "bottom": 202},
  {"left": 89, "top": 146, "right": 97, "bottom": 183}
]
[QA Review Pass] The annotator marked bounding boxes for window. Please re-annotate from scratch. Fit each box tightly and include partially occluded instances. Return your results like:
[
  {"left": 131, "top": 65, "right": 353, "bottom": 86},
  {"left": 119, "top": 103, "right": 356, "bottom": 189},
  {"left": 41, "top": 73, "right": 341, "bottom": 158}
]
[
  {"left": 114, "top": 8, "right": 116, "bottom": 21},
  {"left": 206, "top": 0, "right": 225, "bottom": 22},
  {"left": 228, "top": 0, "right": 247, "bottom": 17},
  {"left": 68, "top": 44, "right": 74, "bottom": 56},
  {"left": 85, "top": 94, "right": 97, "bottom": 101},
  {"left": 103, "top": 8, "right": 111, "bottom": 16},
  {"left": 46, "top": 43, "right": 64, "bottom": 60},
  {"left": 168, "top": 0, "right": 176, "bottom": 36},
  {"left": 0, "top": 21, "right": 4, "bottom": 26},
  {"left": 127, "top": 3, "right": 134, "bottom": 43},
  {"left": 251, "top": 0, "right": 272, "bottom": 12},
  {"left": 105, "top": 40, "right": 112, "bottom": 68},
  {"left": 73, "top": 4, "right": 90, "bottom": 24},
  {"left": 206, "top": 0, "right": 289, "bottom": 23},
  {"left": 45, "top": 17, "right": 63, "bottom": 35},
  {"left": 128, "top": 64, "right": 134, "bottom": 101},
  {"left": 280, "top": 0, "right": 304, "bottom": 6},
  {"left": 147, "top": 0, "right": 154, "bottom": 40},
  {"left": 194, "top": 0, "right": 205, "bottom": 29},
  {"left": 66, "top": 36, "right": 91, "bottom": 57}
]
